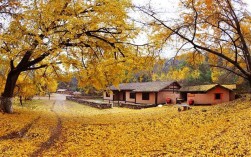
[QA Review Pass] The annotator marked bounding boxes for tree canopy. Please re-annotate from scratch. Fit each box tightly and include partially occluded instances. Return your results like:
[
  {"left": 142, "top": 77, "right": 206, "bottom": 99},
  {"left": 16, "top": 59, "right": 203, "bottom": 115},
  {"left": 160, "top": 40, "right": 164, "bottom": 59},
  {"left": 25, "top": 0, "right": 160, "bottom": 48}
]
[
  {"left": 138, "top": 0, "right": 251, "bottom": 87},
  {"left": 0, "top": 0, "right": 157, "bottom": 113}
]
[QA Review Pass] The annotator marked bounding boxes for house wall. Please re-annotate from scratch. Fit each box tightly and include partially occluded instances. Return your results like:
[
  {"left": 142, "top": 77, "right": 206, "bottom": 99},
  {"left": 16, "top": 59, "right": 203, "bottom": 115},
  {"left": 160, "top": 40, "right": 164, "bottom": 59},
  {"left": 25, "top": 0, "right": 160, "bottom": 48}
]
[
  {"left": 125, "top": 91, "right": 135, "bottom": 103},
  {"left": 229, "top": 91, "right": 235, "bottom": 101},
  {"left": 103, "top": 91, "right": 113, "bottom": 100},
  {"left": 158, "top": 91, "right": 180, "bottom": 104},
  {"left": 135, "top": 92, "right": 156, "bottom": 104},
  {"left": 187, "top": 87, "right": 231, "bottom": 105}
]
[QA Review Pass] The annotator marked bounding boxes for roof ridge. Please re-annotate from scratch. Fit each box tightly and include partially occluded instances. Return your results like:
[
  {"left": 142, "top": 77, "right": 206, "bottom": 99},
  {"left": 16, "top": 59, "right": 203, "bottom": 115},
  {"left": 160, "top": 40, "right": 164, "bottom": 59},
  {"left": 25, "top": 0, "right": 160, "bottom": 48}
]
[
  {"left": 183, "top": 83, "right": 218, "bottom": 87},
  {"left": 109, "top": 81, "right": 179, "bottom": 92}
]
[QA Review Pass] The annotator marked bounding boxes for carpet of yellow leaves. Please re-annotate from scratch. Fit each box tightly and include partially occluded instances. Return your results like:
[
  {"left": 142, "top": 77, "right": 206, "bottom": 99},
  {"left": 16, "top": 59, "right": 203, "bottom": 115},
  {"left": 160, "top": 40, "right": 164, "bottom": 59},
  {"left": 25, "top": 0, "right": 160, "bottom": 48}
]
[{"left": 0, "top": 96, "right": 251, "bottom": 156}]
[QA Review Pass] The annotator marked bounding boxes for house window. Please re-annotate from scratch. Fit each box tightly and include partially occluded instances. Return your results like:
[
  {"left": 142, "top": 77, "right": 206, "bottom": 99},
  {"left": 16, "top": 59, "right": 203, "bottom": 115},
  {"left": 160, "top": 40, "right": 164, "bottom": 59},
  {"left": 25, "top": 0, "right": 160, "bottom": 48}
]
[
  {"left": 130, "top": 92, "right": 135, "bottom": 99},
  {"left": 142, "top": 93, "right": 150, "bottom": 100},
  {"left": 215, "top": 93, "right": 221, "bottom": 100},
  {"left": 106, "top": 92, "right": 110, "bottom": 97}
]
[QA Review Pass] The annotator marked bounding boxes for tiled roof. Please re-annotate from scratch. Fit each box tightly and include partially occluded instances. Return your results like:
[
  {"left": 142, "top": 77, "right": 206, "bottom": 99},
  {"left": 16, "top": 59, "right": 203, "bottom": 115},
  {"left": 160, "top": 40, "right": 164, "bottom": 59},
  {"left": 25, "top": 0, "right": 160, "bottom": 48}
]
[
  {"left": 110, "top": 83, "right": 141, "bottom": 90},
  {"left": 222, "top": 84, "right": 237, "bottom": 90},
  {"left": 133, "top": 81, "right": 176, "bottom": 92},
  {"left": 179, "top": 84, "right": 236, "bottom": 92},
  {"left": 57, "top": 89, "right": 67, "bottom": 92},
  {"left": 110, "top": 81, "right": 178, "bottom": 92}
]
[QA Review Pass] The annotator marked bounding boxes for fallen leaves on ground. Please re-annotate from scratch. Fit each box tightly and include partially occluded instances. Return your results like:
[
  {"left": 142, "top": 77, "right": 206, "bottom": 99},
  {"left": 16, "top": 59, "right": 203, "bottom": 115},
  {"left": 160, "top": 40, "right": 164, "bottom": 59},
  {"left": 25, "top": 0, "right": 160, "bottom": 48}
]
[{"left": 0, "top": 96, "right": 251, "bottom": 156}]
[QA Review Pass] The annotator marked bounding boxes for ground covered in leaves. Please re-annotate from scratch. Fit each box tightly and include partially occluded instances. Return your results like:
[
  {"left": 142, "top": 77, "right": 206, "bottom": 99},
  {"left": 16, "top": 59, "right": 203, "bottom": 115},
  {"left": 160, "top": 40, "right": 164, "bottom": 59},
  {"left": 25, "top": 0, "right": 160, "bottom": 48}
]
[{"left": 0, "top": 94, "right": 251, "bottom": 156}]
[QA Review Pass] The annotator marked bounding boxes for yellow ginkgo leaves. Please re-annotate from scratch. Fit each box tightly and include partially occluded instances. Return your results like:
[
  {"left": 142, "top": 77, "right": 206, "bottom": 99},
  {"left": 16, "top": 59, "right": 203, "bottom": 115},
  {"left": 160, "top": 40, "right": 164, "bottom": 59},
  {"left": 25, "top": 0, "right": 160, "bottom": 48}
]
[{"left": 1, "top": 95, "right": 251, "bottom": 156}]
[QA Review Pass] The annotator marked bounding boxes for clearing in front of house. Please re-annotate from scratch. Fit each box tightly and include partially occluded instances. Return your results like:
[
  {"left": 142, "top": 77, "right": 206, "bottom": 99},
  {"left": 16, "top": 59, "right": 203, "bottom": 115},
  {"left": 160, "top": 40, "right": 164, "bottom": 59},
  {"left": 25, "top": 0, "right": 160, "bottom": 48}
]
[{"left": 0, "top": 94, "right": 251, "bottom": 156}]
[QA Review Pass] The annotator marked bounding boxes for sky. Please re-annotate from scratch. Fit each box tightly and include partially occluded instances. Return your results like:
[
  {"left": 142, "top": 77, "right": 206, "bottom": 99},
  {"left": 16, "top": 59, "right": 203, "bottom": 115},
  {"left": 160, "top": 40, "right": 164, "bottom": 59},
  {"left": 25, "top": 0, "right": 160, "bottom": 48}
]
[
  {"left": 131, "top": 0, "right": 251, "bottom": 58},
  {"left": 133, "top": 0, "right": 251, "bottom": 11}
]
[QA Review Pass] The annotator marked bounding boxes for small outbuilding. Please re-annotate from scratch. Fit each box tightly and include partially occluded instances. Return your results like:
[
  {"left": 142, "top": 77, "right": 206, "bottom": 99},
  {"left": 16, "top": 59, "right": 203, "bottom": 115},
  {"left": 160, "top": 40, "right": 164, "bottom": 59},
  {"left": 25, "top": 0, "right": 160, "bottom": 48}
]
[
  {"left": 179, "top": 84, "right": 236, "bottom": 105},
  {"left": 57, "top": 89, "right": 68, "bottom": 94}
]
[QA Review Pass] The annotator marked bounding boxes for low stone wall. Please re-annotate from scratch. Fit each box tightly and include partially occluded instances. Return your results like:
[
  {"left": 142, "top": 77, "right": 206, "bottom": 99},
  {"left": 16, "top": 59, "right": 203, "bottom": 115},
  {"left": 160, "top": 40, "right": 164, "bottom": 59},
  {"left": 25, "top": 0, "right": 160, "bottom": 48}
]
[
  {"left": 71, "top": 95, "right": 102, "bottom": 99},
  {"left": 66, "top": 96, "right": 158, "bottom": 109},
  {"left": 66, "top": 96, "right": 112, "bottom": 109},
  {"left": 120, "top": 103, "right": 157, "bottom": 109}
]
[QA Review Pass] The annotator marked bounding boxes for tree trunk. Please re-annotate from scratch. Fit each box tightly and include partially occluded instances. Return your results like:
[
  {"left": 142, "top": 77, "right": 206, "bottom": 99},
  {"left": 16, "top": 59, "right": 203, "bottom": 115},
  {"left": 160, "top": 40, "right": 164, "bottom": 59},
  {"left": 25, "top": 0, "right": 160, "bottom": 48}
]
[
  {"left": 249, "top": 78, "right": 251, "bottom": 94},
  {"left": 0, "top": 97, "right": 14, "bottom": 113},
  {"left": 0, "top": 70, "right": 21, "bottom": 113},
  {"left": 19, "top": 96, "right": 23, "bottom": 106}
]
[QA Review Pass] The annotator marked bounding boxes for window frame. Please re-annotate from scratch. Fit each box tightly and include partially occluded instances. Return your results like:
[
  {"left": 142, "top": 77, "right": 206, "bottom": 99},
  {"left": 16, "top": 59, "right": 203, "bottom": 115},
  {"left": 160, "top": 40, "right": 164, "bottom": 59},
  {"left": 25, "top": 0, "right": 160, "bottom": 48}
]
[
  {"left": 142, "top": 92, "right": 150, "bottom": 100},
  {"left": 215, "top": 93, "right": 221, "bottom": 100},
  {"left": 129, "top": 92, "right": 136, "bottom": 99},
  {"left": 106, "top": 92, "right": 110, "bottom": 97}
]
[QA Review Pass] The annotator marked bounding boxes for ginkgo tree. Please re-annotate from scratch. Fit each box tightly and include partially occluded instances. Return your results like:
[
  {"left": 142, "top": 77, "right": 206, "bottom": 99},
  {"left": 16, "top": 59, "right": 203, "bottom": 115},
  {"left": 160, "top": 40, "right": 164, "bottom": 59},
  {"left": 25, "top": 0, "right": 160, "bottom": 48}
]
[
  {"left": 14, "top": 67, "right": 59, "bottom": 105},
  {"left": 139, "top": 0, "right": 251, "bottom": 88},
  {"left": 0, "top": 0, "right": 154, "bottom": 113}
]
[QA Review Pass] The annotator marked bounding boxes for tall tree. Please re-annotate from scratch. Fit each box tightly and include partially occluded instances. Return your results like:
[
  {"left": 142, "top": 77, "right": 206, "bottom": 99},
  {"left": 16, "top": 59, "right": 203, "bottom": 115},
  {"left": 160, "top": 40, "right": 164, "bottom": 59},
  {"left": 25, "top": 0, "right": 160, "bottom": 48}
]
[
  {"left": 139, "top": 0, "right": 251, "bottom": 88},
  {"left": 0, "top": 0, "right": 152, "bottom": 113},
  {"left": 0, "top": 0, "right": 19, "bottom": 28}
]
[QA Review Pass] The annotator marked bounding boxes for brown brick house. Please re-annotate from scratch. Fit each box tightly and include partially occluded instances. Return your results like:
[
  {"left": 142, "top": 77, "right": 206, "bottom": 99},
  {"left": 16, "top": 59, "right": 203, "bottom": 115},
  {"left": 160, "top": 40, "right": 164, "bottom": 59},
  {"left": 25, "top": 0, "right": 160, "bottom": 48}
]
[
  {"left": 179, "top": 84, "right": 236, "bottom": 105},
  {"left": 104, "top": 81, "right": 181, "bottom": 105}
]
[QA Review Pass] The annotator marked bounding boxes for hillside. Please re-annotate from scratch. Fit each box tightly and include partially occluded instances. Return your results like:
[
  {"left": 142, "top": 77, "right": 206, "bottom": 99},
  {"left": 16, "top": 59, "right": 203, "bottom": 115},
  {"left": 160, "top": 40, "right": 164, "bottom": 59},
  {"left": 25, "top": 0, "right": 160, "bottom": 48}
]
[{"left": 0, "top": 95, "right": 250, "bottom": 156}]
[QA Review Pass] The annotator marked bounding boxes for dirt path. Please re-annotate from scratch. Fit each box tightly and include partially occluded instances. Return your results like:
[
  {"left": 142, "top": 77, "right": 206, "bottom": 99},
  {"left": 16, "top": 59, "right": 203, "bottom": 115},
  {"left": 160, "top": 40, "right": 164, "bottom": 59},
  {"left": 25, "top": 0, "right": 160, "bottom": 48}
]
[
  {"left": 0, "top": 116, "right": 41, "bottom": 140},
  {"left": 33, "top": 93, "right": 69, "bottom": 101},
  {"left": 31, "top": 96, "right": 65, "bottom": 157}
]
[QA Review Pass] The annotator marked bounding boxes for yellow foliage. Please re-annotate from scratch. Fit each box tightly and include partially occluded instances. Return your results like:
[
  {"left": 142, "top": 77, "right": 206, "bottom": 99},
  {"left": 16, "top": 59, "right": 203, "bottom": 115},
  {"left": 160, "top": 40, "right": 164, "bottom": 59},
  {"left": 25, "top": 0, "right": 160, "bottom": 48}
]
[
  {"left": 177, "top": 52, "right": 205, "bottom": 66},
  {"left": 78, "top": 55, "right": 157, "bottom": 90},
  {"left": 149, "top": 25, "right": 173, "bottom": 49},
  {"left": 148, "top": 0, "right": 251, "bottom": 85},
  {"left": 205, "top": 0, "right": 213, "bottom": 7},
  {"left": 171, "top": 67, "right": 190, "bottom": 81},
  {"left": 0, "top": 0, "right": 152, "bottom": 99},
  {"left": 151, "top": 73, "right": 158, "bottom": 81},
  {"left": 211, "top": 68, "right": 224, "bottom": 82}
]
